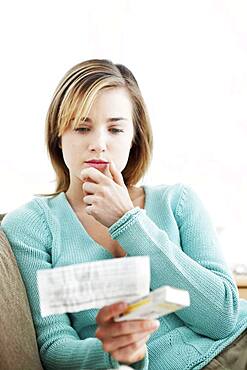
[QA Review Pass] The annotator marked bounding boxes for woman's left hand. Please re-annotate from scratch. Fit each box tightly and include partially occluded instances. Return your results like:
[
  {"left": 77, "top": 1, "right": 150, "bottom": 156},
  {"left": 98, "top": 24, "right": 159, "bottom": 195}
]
[{"left": 80, "top": 162, "right": 134, "bottom": 228}]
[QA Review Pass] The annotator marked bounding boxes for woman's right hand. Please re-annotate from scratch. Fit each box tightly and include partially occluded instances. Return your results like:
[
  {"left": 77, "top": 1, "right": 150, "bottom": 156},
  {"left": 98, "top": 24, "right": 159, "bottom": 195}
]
[{"left": 95, "top": 301, "right": 160, "bottom": 365}]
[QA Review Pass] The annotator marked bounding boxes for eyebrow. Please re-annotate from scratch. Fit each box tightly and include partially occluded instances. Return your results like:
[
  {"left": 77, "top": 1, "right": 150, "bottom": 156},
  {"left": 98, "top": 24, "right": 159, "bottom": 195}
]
[{"left": 80, "top": 117, "right": 128, "bottom": 123}]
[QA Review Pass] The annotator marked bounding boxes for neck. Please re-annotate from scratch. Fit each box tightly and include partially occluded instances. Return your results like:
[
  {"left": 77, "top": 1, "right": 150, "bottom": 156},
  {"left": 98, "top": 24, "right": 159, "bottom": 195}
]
[{"left": 65, "top": 185, "right": 86, "bottom": 214}]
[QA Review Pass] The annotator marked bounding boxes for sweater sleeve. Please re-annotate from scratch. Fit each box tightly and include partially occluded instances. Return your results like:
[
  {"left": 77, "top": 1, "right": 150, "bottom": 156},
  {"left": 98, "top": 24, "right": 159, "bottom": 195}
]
[
  {"left": 108, "top": 185, "right": 239, "bottom": 340},
  {"left": 1, "top": 201, "right": 123, "bottom": 370}
]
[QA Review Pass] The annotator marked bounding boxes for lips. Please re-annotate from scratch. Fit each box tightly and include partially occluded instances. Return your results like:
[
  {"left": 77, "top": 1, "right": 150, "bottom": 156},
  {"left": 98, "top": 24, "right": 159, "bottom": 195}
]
[
  {"left": 85, "top": 160, "right": 109, "bottom": 164},
  {"left": 85, "top": 160, "right": 109, "bottom": 171}
]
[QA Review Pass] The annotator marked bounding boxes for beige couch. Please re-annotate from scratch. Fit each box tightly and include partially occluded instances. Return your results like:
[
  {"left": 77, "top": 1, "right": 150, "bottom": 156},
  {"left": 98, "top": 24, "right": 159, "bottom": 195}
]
[{"left": 0, "top": 221, "right": 43, "bottom": 370}]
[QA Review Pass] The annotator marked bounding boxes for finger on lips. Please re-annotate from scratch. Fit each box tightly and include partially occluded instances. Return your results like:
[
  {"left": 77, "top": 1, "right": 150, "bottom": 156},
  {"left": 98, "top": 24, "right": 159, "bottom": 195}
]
[
  {"left": 81, "top": 167, "right": 107, "bottom": 184},
  {"left": 108, "top": 161, "right": 124, "bottom": 186},
  {"left": 103, "top": 163, "right": 114, "bottom": 180},
  {"left": 81, "top": 161, "right": 122, "bottom": 185}
]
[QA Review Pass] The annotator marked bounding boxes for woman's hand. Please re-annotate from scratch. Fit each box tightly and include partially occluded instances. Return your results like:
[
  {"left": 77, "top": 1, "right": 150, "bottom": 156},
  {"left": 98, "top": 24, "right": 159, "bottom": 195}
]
[
  {"left": 95, "top": 301, "right": 160, "bottom": 365},
  {"left": 80, "top": 162, "right": 134, "bottom": 228}
]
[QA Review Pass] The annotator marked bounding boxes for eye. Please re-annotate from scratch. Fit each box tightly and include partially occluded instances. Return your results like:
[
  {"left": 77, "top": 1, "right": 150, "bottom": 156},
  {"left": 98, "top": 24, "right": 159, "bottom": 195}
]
[
  {"left": 109, "top": 128, "right": 124, "bottom": 134},
  {"left": 74, "top": 127, "right": 90, "bottom": 133}
]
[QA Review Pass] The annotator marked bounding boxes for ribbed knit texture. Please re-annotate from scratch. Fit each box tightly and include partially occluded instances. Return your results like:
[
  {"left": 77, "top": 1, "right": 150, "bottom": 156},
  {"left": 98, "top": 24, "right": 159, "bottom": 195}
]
[{"left": 2, "top": 183, "right": 247, "bottom": 370}]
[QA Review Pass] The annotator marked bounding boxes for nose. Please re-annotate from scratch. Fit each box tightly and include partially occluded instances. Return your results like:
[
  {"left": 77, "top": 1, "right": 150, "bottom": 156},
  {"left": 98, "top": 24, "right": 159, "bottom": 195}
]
[{"left": 88, "top": 131, "right": 107, "bottom": 153}]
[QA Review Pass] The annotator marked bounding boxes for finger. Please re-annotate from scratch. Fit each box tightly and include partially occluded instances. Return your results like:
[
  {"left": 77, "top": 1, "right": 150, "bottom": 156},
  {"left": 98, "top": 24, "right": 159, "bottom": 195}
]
[
  {"left": 108, "top": 161, "right": 125, "bottom": 186},
  {"left": 111, "top": 340, "right": 147, "bottom": 364},
  {"left": 96, "top": 319, "right": 159, "bottom": 338},
  {"left": 80, "top": 167, "right": 108, "bottom": 184},
  {"left": 103, "top": 163, "right": 113, "bottom": 180},
  {"left": 96, "top": 302, "right": 128, "bottom": 325},
  {"left": 82, "top": 181, "right": 99, "bottom": 194},
  {"left": 83, "top": 195, "right": 98, "bottom": 206},
  {"left": 84, "top": 204, "right": 95, "bottom": 216},
  {"left": 101, "top": 332, "right": 150, "bottom": 353}
]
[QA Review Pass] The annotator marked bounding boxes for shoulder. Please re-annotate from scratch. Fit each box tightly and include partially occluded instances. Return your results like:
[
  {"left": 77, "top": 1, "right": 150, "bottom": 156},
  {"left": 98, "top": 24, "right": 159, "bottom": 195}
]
[
  {"left": 145, "top": 182, "right": 185, "bottom": 206},
  {"left": 2, "top": 196, "right": 50, "bottom": 225},
  {"left": 145, "top": 182, "right": 204, "bottom": 216},
  {"left": 1, "top": 195, "right": 58, "bottom": 247}
]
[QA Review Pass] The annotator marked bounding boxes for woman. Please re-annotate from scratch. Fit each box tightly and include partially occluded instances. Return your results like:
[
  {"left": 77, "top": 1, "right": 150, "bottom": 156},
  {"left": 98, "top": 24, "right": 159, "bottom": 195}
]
[{"left": 2, "top": 59, "right": 247, "bottom": 370}]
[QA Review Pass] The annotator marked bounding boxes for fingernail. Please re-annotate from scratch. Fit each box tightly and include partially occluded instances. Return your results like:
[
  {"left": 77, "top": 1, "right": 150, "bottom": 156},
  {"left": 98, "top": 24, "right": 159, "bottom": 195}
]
[
  {"left": 119, "top": 302, "right": 127, "bottom": 310},
  {"left": 152, "top": 320, "right": 160, "bottom": 329}
]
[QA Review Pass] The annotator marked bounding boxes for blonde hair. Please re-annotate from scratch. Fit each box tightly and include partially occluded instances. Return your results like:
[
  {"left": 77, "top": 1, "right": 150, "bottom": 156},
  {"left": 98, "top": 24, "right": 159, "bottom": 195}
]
[{"left": 45, "top": 59, "right": 153, "bottom": 195}]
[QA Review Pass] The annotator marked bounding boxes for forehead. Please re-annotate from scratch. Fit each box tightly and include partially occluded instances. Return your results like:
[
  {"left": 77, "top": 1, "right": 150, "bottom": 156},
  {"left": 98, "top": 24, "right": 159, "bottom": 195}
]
[
  {"left": 87, "top": 87, "right": 133, "bottom": 116},
  {"left": 60, "top": 87, "right": 133, "bottom": 134}
]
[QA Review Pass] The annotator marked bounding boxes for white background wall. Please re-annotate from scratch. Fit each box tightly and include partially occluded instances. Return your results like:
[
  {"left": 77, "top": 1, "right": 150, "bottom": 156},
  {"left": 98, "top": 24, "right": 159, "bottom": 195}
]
[{"left": 0, "top": 0, "right": 246, "bottom": 267}]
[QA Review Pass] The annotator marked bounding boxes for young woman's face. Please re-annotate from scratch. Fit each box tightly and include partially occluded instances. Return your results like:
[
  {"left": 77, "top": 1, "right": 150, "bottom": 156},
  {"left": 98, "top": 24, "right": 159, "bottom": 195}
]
[{"left": 61, "top": 87, "right": 134, "bottom": 187}]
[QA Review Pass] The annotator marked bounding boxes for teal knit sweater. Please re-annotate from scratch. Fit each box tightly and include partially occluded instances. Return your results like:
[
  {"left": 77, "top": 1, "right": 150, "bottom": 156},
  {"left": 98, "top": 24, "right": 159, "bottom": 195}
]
[{"left": 2, "top": 183, "right": 247, "bottom": 370}]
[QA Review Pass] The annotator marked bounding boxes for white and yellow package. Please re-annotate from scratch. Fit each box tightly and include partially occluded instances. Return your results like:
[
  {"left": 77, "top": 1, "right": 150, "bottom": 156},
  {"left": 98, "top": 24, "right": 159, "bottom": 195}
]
[{"left": 114, "top": 285, "right": 190, "bottom": 321}]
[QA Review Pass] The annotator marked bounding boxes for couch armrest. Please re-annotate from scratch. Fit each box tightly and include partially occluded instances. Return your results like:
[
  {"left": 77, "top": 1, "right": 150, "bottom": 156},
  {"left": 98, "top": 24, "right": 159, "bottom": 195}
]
[{"left": 0, "top": 228, "right": 44, "bottom": 370}]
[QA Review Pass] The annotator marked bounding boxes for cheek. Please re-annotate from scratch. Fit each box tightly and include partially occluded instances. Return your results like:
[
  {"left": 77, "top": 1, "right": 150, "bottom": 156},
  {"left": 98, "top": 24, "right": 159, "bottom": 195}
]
[
  {"left": 113, "top": 140, "right": 132, "bottom": 171},
  {"left": 61, "top": 138, "right": 78, "bottom": 168},
  {"left": 112, "top": 136, "right": 132, "bottom": 152}
]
